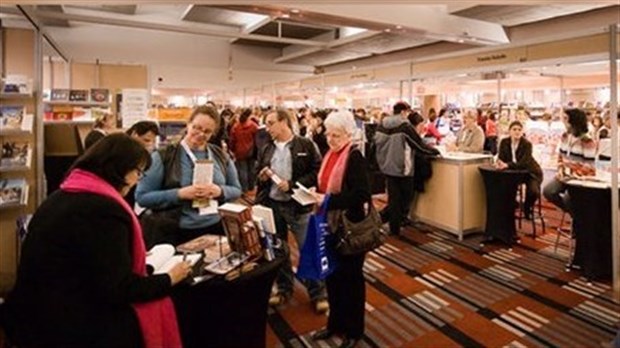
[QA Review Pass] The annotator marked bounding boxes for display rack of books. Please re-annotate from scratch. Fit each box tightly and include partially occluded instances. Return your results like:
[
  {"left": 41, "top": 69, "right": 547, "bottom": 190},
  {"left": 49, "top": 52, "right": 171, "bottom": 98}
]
[
  {"left": 0, "top": 92, "right": 34, "bottom": 209},
  {"left": 43, "top": 88, "right": 112, "bottom": 124}
]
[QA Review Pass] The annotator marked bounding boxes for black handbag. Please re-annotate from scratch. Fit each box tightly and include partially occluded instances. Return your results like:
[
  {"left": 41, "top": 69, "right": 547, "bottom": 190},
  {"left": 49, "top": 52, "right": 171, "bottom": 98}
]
[{"left": 336, "top": 201, "right": 387, "bottom": 255}]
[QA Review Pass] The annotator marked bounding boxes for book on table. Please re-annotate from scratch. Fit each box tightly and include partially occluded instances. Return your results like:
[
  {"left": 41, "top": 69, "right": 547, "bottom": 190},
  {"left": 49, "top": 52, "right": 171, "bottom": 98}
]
[{"left": 146, "top": 244, "right": 202, "bottom": 275}]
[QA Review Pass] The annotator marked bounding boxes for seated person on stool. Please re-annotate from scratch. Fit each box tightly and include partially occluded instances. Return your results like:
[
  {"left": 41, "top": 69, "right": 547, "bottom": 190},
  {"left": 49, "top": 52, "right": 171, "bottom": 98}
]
[
  {"left": 495, "top": 121, "right": 543, "bottom": 219},
  {"left": 542, "top": 108, "right": 597, "bottom": 215}
]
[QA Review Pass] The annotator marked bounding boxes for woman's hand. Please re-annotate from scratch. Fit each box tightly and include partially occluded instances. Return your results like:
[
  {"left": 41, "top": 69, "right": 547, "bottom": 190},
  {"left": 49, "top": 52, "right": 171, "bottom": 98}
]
[
  {"left": 167, "top": 261, "right": 192, "bottom": 286},
  {"left": 312, "top": 191, "right": 325, "bottom": 205},
  {"left": 205, "top": 184, "right": 222, "bottom": 198},
  {"left": 177, "top": 184, "right": 209, "bottom": 200},
  {"left": 495, "top": 159, "right": 508, "bottom": 170}
]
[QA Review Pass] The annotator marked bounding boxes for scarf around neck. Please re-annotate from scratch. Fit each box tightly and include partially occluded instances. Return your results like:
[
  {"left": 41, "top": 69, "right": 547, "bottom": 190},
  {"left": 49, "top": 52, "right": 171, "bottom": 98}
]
[
  {"left": 61, "top": 169, "right": 182, "bottom": 348},
  {"left": 318, "top": 142, "right": 352, "bottom": 194}
]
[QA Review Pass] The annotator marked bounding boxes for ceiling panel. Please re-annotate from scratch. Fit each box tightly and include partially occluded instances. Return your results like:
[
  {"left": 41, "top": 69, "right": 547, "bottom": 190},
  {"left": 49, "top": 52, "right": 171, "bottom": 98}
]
[
  {"left": 183, "top": 5, "right": 264, "bottom": 28},
  {"left": 233, "top": 38, "right": 288, "bottom": 49},
  {"left": 454, "top": 4, "right": 613, "bottom": 27},
  {"left": 252, "top": 21, "right": 332, "bottom": 40},
  {"left": 331, "top": 32, "right": 433, "bottom": 55},
  {"left": 36, "top": 5, "right": 69, "bottom": 27},
  {"left": 283, "top": 49, "right": 371, "bottom": 66},
  {"left": 65, "top": 5, "right": 137, "bottom": 15}
]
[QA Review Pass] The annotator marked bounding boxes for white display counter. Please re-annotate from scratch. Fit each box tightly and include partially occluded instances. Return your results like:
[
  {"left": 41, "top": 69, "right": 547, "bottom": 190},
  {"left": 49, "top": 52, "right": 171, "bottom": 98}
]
[{"left": 410, "top": 152, "right": 493, "bottom": 240}]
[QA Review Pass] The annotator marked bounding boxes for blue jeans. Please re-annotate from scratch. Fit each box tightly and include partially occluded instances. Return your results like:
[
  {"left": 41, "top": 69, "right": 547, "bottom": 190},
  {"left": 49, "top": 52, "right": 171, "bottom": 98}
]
[{"left": 268, "top": 199, "right": 326, "bottom": 302}]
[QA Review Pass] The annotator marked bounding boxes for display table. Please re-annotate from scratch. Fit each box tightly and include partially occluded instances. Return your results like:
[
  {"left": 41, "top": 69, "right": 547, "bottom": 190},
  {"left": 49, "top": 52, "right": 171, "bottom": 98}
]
[
  {"left": 411, "top": 152, "right": 492, "bottom": 240},
  {"left": 172, "top": 248, "right": 286, "bottom": 348},
  {"left": 566, "top": 180, "right": 616, "bottom": 280},
  {"left": 478, "top": 166, "right": 529, "bottom": 245}
]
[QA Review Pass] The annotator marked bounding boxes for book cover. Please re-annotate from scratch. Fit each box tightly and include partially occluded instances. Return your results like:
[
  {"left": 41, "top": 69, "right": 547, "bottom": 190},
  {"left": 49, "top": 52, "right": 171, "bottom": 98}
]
[
  {"left": 1, "top": 140, "right": 32, "bottom": 169},
  {"left": 0, "top": 178, "right": 28, "bottom": 208},
  {"left": 69, "top": 89, "right": 88, "bottom": 102},
  {"left": 0, "top": 106, "right": 25, "bottom": 132},
  {"left": 52, "top": 105, "right": 73, "bottom": 121},
  {"left": 90, "top": 88, "right": 110, "bottom": 103},
  {"left": 2, "top": 75, "right": 30, "bottom": 94},
  {"left": 50, "top": 89, "right": 70, "bottom": 101},
  {"left": 176, "top": 234, "right": 220, "bottom": 254},
  {"left": 71, "top": 106, "right": 92, "bottom": 121}
]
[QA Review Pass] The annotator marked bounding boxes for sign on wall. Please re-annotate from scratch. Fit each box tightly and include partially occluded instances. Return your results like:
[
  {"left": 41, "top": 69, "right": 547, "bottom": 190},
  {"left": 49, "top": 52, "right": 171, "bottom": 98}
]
[{"left": 121, "top": 88, "right": 149, "bottom": 129}]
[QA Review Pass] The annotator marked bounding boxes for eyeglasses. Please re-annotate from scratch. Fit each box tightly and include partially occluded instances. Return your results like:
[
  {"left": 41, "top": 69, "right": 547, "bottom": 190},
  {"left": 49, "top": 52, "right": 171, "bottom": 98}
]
[{"left": 190, "top": 124, "right": 214, "bottom": 136}]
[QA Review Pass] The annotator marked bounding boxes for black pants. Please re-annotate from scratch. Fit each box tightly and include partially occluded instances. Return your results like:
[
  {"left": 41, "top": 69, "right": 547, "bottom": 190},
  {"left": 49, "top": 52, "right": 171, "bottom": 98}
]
[
  {"left": 326, "top": 251, "right": 366, "bottom": 339},
  {"left": 523, "top": 177, "right": 542, "bottom": 214},
  {"left": 384, "top": 175, "right": 415, "bottom": 235}
]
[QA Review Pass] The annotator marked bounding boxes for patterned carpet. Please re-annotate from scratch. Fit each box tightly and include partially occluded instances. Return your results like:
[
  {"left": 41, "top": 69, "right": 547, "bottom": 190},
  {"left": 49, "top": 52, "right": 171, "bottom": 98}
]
[{"left": 265, "top": 198, "right": 620, "bottom": 348}]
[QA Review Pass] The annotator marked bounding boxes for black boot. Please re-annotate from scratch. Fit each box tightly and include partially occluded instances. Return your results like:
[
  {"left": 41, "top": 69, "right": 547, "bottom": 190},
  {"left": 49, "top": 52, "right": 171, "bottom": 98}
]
[
  {"left": 339, "top": 337, "right": 359, "bottom": 348},
  {"left": 311, "top": 328, "right": 335, "bottom": 341}
]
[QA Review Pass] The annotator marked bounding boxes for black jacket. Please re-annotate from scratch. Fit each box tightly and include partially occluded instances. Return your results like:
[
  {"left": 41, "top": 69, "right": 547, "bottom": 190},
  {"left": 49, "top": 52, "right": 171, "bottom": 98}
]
[
  {"left": 2, "top": 191, "right": 171, "bottom": 347},
  {"left": 498, "top": 137, "right": 543, "bottom": 182},
  {"left": 326, "top": 149, "right": 371, "bottom": 224},
  {"left": 255, "top": 135, "right": 321, "bottom": 213}
]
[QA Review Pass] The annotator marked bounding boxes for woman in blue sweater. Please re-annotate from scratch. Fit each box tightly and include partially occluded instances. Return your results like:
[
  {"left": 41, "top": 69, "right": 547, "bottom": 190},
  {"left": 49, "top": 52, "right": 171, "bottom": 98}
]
[{"left": 136, "top": 105, "right": 241, "bottom": 245}]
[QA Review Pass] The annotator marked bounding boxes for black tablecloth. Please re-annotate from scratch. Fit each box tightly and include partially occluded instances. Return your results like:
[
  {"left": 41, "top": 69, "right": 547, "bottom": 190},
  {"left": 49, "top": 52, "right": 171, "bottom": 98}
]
[
  {"left": 479, "top": 166, "right": 529, "bottom": 245},
  {"left": 172, "top": 248, "right": 286, "bottom": 348},
  {"left": 566, "top": 183, "right": 616, "bottom": 280}
]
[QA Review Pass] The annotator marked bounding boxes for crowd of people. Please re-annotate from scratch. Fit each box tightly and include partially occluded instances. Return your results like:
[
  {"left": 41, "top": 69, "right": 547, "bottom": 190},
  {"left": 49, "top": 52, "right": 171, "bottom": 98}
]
[{"left": 2, "top": 99, "right": 618, "bottom": 347}]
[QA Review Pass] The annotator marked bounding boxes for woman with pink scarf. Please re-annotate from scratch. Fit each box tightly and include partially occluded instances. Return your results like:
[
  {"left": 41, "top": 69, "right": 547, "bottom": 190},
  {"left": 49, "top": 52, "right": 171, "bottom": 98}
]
[
  {"left": 311, "top": 110, "right": 371, "bottom": 348},
  {"left": 2, "top": 133, "right": 191, "bottom": 347}
]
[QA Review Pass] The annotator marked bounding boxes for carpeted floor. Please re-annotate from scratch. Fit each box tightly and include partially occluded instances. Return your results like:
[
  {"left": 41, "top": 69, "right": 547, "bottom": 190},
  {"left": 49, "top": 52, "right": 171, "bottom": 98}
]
[{"left": 265, "top": 197, "right": 619, "bottom": 348}]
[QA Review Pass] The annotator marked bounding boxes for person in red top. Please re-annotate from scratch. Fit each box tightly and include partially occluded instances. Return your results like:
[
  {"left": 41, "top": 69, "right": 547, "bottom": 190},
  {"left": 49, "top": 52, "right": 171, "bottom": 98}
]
[
  {"left": 424, "top": 108, "right": 442, "bottom": 145},
  {"left": 484, "top": 112, "right": 498, "bottom": 154},
  {"left": 229, "top": 108, "right": 259, "bottom": 193}
]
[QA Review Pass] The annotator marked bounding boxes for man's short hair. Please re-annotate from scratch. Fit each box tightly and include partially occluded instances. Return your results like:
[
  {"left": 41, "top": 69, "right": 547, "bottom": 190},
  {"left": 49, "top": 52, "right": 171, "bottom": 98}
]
[{"left": 393, "top": 101, "right": 411, "bottom": 115}]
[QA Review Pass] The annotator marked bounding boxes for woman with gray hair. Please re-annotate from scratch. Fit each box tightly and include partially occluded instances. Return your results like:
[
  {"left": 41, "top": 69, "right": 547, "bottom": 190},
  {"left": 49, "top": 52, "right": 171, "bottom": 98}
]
[{"left": 311, "top": 110, "right": 371, "bottom": 348}]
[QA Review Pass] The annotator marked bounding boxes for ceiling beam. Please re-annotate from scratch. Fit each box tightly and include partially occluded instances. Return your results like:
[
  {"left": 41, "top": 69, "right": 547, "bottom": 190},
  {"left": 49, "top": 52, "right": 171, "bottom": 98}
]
[
  {"left": 275, "top": 30, "right": 378, "bottom": 64},
  {"left": 290, "top": 4, "right": 510, "bottom": 45},
  {"left": 229, "top": 14, "right": 272, "bottom": 44},
  {"left": 10, "top": 6, "right": 69, "bottom": 62},
  {"left": 0, "top": 7, "right": 329, "bottom": 47}
]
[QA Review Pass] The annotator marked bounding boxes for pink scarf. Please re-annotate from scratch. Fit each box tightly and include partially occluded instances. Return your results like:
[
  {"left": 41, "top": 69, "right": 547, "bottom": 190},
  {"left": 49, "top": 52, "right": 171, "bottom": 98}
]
[
  {"left": 61, "top": 169, "right": 182, "bottom": 348},
  {"left": 318, "top": 143, "right": 352, "bottom": 194}
]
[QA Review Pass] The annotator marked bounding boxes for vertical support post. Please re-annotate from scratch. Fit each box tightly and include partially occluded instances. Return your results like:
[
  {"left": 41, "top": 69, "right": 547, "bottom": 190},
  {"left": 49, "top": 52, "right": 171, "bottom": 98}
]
[
  {"left": 34, "top": 28, "right": 44, "bottom": 204},
  {"left": 609, "top": 24, "right": 619, "bottom": 301},
  {"left": 321, "top": 74, "right": 326, "bottom": 109}
]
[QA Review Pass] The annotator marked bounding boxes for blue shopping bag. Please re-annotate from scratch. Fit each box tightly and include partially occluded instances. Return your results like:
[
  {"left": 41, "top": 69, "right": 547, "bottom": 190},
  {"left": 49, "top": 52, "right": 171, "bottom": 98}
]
[{"left": 296, "top": 195, "right": 337, "bottom": 281}]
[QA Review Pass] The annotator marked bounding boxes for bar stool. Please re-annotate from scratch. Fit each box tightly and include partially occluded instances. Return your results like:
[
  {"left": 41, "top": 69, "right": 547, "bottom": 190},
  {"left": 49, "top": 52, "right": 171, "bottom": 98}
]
[
  {"left": 554, "top": 211, "right": 575, "bottom": 270},
  {"left": 515, "top": 184, "right": 545, "bottom": 239}
]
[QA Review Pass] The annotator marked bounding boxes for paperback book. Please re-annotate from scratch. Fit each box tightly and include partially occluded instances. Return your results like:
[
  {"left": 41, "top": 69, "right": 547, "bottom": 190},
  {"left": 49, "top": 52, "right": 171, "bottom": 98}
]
[
  {"left": 50, "top": 89, "right": 70, "bottom": 101},
  {"left": 90, "top": 88, "right": 110, "bottom": 103},
  {"left": 0, "top": 178, "right": 29, "bottom": 208},
  {"left": 146, "top": 244, "right": 201, "bottom": 275},
  {"left": 69, "top": 89, "right": 88, "bottom": 102},
  {"left": 1, "top": 141, "right": 32, "bottom": 170},
  {"left": 0, "top": 106, "right": 32, "bottom": 132}
]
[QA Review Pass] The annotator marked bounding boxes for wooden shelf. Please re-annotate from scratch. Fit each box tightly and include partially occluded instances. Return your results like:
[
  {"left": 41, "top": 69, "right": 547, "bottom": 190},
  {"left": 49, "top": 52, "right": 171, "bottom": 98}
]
[
  {"left": 44, "top": 101, "right": 111, "bottom": 107},
  {"left": 44, "top": 119, "right": 95, "bottom": 125},
  {"left": 0, "top": 93, "right": 32, "bottom": 100}
]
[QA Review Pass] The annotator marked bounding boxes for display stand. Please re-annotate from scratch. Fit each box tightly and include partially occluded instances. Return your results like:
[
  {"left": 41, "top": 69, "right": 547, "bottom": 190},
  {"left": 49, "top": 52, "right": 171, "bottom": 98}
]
[{"left": 0, "top": 27, "right": 42, "bottom": 293}]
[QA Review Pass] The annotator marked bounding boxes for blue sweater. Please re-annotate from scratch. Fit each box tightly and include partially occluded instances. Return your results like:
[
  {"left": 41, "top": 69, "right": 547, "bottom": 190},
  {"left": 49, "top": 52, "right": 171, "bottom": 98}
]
[{"left": 136, "top": 146, "right": 241, "bottom": 229}]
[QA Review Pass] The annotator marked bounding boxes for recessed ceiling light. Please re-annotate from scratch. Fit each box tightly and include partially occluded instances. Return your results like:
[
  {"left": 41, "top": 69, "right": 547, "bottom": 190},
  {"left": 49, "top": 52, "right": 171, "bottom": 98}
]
[
  {"left": 458, "top": 39, "right": 465, "bottom": 43},
  {"left": 281, "top": 13, "right": 290, "bottom": 18},
  {"left": 396, "top": 25, "right": 402, "bottom": 29},
  {"left": 384, "top": 28, "right": 391, "bottom": 33},
  {"left": 290, "top": 9, "right": 300, "bottom": 14}
]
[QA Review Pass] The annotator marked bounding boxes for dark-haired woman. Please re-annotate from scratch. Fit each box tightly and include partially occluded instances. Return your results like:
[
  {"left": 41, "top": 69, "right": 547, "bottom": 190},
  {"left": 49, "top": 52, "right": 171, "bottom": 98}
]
[
  {"left": 496, "top": 121, "right": 543, "bottom": 218},
  {"left": 136, "top": 105, "right": 241, "bottom": 245},
  {"left": 230, "top": 108, "right": 259, "bottom": 193},
  {"left": 543, "top": 108, "right": 597, "bottom": 213},
  {"left": 2, "top": 134, "right": 192, "bottom": 347}
]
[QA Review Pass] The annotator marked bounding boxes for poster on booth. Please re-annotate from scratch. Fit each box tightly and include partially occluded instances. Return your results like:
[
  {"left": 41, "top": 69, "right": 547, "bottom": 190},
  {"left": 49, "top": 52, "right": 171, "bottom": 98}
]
[{"left": 121, "top": 89, "right": 149, "bottom": 129}]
